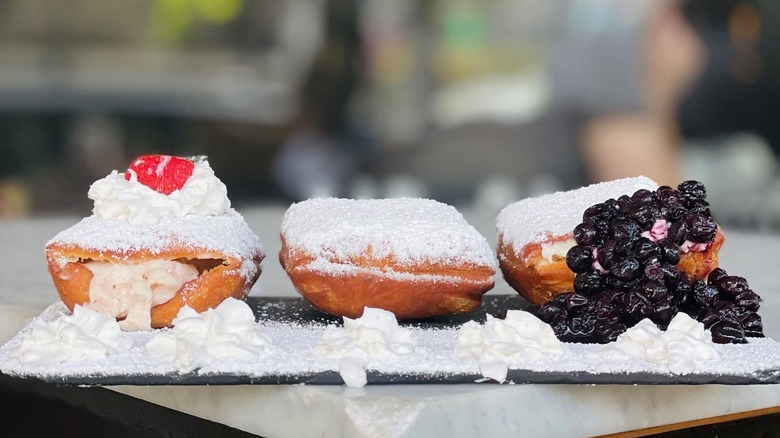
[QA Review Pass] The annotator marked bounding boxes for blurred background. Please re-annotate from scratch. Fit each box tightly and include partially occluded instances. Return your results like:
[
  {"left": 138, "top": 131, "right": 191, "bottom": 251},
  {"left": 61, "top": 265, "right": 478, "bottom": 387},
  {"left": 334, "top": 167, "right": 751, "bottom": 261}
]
[{"left": 1, "top": 0, "right": 780, "bottom": 230}]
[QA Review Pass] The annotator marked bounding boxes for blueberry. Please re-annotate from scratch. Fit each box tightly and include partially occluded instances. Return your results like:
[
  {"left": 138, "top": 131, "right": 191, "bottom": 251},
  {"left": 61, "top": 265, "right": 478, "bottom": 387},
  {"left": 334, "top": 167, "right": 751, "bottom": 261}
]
[
  {"left": 589, "top": 300, "right": 621, "bottom": 320},
  {"left": 644, "top": 281, "right": 668, "bottom": 302},
  {"left": 636, "top": 238, "right": 661, "bottom": 262},
  {"left": 686, "top": 198, "right": 711, "bottom": 216},
  {"left": 698, "top": 308, "right": 720, "bottom": 328},
  {"left": 708, "top": 268, "right": 728, "bottom": 285},
  {"left": 710, "top": 319, "right": 747, "bottom": 344},
  {"left": 598, "top": 240, "right": 618, "bottom": 271},
  {"left": 658, "top": 239, "right": 681, "bottom": 264},
  {"left": 657, "top": 187, "right": 687, "bottom": 219},
  {"left": 550, "top": 317, "right": 568, "bottom": 338},
  {"left": 616, "top": 195, "right": 634, "bottom": 214},
  {"left": 625, "top": 289, "right": 653, "bottom": 322},
  {"left": 583, "top": 203, "right": 615, "bottom": 224},
  {"left": 685, "top": 213, "right": 718, "bottom": 243},
  {"left": 613, "top": 257, "right": 640, "bottom": 281},
  {"left": 661, "top": 264, "right": 683, "bottom": 287},
  {"left": 534, "top": 302, "right": 563, "bottom": 322},
  {"left": 573, "top": 222, "right": 599, "bottom": 246},
  {"left": 568, "top": 314, "right": 597, "bottom": 338},
  {"left": 574, "top": 271, "right": 605, "bottom": 296},
  {"left": 631, "top": 188, "right": 655, "bottom": 205},
  {"left": 606, "top": 276, "right": 639, "bottom": 292},
  {"left": 610, "top": 217, "right": 641, "bottom": 243},
  {"left": 716, "top": 276, "right": 750, "bottom": 300},
  {"left": 566, "top": 245, "right": 593, "bottom": 273},
  {"left": 735, "top": 291, "right": 761, "bottom": 311},
  {"left": 693, "top": 283, "right": 719, "bottom": 307},
  {"left": 742, "top": 313, "right": 764, "bottom": 338},
  {"left": 565, "top": 293, "right": 589, "bottom": 312},
  {"left": 643, "top": 258, "right": 664, "bottom": 282},
  {"left": 629, "top": 204, "right": 655, "bottom": 228},
  {"left": 596, "top": 289, "right": 626, "bottom": 306},
  {"left": 652, "top": 300, "right": 676, "bottom": 327},
  {"left": 678, "top": 180, "right": 707, "bottom": 200},
  {"left": 594, "top": 320, "right": 625, "bottom": 343},
  {"left": 667, "top": 220, "right": 689, "bottom": 245},
  {"left": 714, "top": 300, "right": 745, "bottom": 323}
]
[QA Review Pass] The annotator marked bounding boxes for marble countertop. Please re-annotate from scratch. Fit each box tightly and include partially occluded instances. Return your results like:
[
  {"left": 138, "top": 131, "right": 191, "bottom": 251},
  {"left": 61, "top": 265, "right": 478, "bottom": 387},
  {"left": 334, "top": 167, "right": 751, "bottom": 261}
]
[{"left": 1, "top": 206, "right": 779, "bottom": 437}]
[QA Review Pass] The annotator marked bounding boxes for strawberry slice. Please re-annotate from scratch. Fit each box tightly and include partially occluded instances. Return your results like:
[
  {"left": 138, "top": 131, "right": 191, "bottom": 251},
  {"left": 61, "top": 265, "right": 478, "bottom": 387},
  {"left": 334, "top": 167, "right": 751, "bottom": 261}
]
[{"left": 125, "top": 155, "right": 195, "bottom": 195}]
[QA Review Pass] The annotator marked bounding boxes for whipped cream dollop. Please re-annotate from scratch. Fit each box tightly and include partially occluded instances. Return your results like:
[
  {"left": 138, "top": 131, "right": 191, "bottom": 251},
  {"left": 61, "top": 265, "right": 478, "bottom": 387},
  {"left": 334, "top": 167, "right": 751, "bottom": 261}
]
[
  {"left": 89, "top": 159, "right": 230, "bottom": 225},
  {"left": 594, "top": 312, "right": 720, "bottom": 374},
  {"left": 145, "top": 298, "right": 272, "bottom": 374},
  {"left": 13, "top": 305, "right": 132, "bottom": 364},
  {"left": 85, "top": 260, "right": 198, "bottom": 331},
  {"left": 454, "top": 310, "right": 564, "bottom": 383},
  {"left": 315, "top": 307, "right": 417, "bottom": 387}
]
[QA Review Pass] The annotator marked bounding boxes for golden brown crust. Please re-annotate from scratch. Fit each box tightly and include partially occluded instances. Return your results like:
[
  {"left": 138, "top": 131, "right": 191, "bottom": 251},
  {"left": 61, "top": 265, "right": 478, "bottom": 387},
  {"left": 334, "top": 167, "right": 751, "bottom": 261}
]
[
  {"left": 677, "top": 228, "right": 725, "bottom": 281},
  {"left": 45, "top": 242, "right": 262, "bottom": 328},
  {"left": 279, "top": 236, "right": 495, "bottom": 319},
  {"left": 497, "top": 236, "right": 575, "bottom": 307},
  {"left": 498, "top": 228, "right": 726, "bottom": 306}
]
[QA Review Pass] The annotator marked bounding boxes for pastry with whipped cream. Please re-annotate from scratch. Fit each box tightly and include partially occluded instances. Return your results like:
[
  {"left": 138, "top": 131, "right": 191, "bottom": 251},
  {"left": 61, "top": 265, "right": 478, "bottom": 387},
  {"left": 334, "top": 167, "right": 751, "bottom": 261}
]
[
  {"left": 45, "top": 155, "right": 264, "bottom": 330},
  {"left": 280, "top": 198, "right": 497, "bottom": 319},
  {"left": 496, "top": 177, "right": 724, "bottom": 306}
]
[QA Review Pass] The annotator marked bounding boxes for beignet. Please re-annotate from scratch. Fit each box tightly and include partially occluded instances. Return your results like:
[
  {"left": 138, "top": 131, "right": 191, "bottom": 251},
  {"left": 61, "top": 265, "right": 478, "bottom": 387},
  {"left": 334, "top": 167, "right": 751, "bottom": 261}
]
[{"left": 280, "top": 198, "right": 497, "bottom": 319}]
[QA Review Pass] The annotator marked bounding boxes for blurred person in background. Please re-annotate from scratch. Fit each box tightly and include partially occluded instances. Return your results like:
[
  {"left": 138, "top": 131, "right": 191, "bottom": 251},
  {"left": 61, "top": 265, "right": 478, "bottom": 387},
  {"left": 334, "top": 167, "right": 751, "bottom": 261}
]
[
  {"left": 680, "top": 0, "right": 780, "bottom": 153},
  {"left": 270, "top": 0, "right": 366, "bottom": 201},
  {"left": 2, "top": 0, "right": 779, "bottom": 215},
  {"left": 576, "top": 0, "right": 705, "bottom": 187},
  {"left": 364, "top": 0, "right": 707, "bottom": 206}
]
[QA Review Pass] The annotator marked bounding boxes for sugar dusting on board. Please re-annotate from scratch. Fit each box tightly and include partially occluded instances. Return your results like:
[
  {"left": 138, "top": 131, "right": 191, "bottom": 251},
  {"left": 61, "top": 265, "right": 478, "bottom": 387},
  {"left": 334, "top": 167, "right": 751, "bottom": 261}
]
[
  {"left": 281, "top": 198, "right": 497, "bottom": 269},
  {"left": 2, "top": 300, "right": 780, "bottom": 385},
  {"left": 496, "top": 176, "right": 659, "bottom": 250}
]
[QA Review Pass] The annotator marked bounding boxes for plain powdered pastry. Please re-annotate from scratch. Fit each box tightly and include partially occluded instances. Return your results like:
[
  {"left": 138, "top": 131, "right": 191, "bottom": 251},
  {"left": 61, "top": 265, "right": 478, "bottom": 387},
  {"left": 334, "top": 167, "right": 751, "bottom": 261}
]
[
  {"left": 45, "top": 155, "right": 265, "bottom": 330},
  {"left": 280, "top": 198, "right": 497, "bottom": 319},
  {"left": 496, "top": 176, "right": 725, "bottom": 306}
]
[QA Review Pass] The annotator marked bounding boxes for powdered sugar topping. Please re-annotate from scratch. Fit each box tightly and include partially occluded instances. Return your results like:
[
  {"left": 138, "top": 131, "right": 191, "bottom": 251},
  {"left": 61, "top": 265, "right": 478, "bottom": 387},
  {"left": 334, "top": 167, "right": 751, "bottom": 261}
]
[
  {"left": 281, "top": 198, "right": 497, "bottom": 269},
  {"left": 497, "top": 176, "right": 659, "bottom": 251},
  {"left": 47, "top": 209, "right": 264, "bottom": 265}
]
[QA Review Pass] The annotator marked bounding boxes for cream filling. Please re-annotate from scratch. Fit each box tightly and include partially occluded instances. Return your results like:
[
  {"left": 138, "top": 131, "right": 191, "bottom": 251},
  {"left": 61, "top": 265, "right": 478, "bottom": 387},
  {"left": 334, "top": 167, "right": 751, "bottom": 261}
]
[
  {"left": 540, "top": 239, "right": 576, "bottom": 264},
  {"left": 84, "top": 260, "right": 198, "bottom": 331}
]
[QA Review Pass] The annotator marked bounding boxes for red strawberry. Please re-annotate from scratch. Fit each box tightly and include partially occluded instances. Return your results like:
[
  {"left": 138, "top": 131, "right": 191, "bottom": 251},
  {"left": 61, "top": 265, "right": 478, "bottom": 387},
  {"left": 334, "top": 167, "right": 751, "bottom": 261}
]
[{"left": 125, "top": 155, "right": 195, "bottom": 195}]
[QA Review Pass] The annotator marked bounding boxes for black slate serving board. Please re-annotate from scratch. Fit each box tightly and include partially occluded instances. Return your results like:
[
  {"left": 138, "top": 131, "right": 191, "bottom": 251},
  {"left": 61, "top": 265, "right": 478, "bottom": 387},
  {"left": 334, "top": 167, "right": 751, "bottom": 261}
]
[{"left": 4, "top": 296, "right": 780, "bottom": 386}]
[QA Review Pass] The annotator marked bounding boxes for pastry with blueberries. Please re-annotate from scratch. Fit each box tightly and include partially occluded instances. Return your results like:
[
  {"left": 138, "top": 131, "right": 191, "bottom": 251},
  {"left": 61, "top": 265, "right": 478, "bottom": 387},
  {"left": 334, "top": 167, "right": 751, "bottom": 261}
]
[
  {"left": 45, "top": 155, "right": 265, "bottom": 330},
  {"left": 526, "top": 180, "right": 763, "bottom": 344}
]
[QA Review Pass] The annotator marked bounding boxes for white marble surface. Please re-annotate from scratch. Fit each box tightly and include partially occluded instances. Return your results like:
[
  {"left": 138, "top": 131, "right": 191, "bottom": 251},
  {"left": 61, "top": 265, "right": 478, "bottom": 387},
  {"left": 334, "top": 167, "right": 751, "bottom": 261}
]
[{"left": 1, "top": 206, "right": 780, "bottom": 437}]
